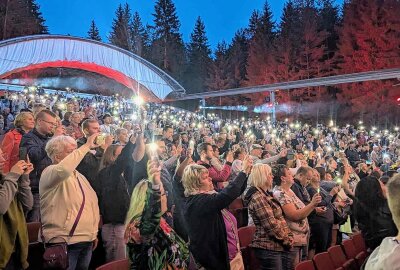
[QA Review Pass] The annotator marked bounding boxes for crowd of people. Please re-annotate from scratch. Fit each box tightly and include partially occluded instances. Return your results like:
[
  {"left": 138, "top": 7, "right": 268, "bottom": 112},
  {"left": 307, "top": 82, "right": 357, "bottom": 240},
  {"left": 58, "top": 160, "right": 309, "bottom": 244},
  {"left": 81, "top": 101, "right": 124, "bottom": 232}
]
[{"left": 0, "top": 91, "right": 400, "bottom": 270}]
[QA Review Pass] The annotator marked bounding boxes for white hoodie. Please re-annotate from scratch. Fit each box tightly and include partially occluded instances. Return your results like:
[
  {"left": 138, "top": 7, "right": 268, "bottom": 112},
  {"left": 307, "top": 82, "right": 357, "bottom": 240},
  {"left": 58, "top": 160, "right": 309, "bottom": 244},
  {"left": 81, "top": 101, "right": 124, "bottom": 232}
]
[{"left": 365, "top": 237, "right": 400, "bottom": 270}]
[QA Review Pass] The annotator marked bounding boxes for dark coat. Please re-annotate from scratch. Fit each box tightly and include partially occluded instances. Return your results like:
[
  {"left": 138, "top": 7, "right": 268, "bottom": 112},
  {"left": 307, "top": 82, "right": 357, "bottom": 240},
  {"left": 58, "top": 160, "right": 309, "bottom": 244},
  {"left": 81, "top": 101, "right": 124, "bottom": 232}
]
[
  {"left": 182, "top": 172, "right": 248, "bottom": 270},
  {"left": 96, "top": 141, "right": 135, "bottom": 224},
  {"left": 76, "top": 137, "right": 104, "bottom": 188},
  {"left": 20, "top": 128, "right": 52, "bottom": 193},
  {"left": 355, "top": 201, "right": 398, "bottom": 250}
]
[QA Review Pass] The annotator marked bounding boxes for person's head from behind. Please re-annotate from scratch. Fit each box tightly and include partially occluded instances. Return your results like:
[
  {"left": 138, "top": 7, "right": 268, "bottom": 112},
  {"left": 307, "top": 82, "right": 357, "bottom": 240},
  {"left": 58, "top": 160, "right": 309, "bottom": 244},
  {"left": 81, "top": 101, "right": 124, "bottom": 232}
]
[
  {"left": 35, "top": 109, "right": 57, "bottom": 136},
  {"left": 250, "top": 144, "right": 263, "bottom": 158},
  {"left": 387, "top": 174, "right": 400, "bottom": 231},
  {"left": 14, "top": 112, "right": 35, "bottom": 132},
  {"left": 295, "top": 166, "right": 314, "bottom": 186},
  {"left": 45, "top": 135, "right": 77, "bottom": 164},
  {"left": 82, "top": 119, "right": 100, "bottom": 136},
  {"left": 272, "top": 164, "right": 294, "bottom": 188},
  {"left": 125, "top": 178, "right": 167, "bottom": 227},
  {"left": 32, "top": 103, "right": 47, "bottom": 117},
  {"left": 63, "top": 111, "right": 72, "bottom": 122},
  {"left": 182, "top": 164, "right": 213, "bottom": 196},
  {"left": 355, "top": 176, "right": 387, "bottom": 212},
  {"left": 99, "top": 144, "right": 123, "bottom": 171},
  {"left": 197, "top": 142, "right": 213, "bottom": 161},
  {"left": 234, "top": 148, "right": 246, "bottom": 161},
  {"left": 249, "top": 164, "right": 273, "bottom": 191}
]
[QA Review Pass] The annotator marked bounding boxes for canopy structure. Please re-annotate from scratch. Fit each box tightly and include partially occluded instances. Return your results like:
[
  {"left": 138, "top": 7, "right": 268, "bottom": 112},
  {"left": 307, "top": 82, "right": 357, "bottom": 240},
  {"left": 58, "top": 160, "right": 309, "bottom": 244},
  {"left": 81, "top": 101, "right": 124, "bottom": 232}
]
[{"left": 0, "top": 35, "right": 185, "bottom": 101}]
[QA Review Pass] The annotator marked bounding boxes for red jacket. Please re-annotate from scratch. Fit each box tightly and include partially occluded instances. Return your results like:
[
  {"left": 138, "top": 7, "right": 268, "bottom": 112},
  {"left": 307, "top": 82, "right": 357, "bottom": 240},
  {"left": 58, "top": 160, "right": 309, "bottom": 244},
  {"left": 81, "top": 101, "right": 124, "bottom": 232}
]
[
  {"left": 197, "top": 160, "right": 232, "bottom": 190},
  {"left": 1, "top": 129, "right": 23, "bottom": 173}
]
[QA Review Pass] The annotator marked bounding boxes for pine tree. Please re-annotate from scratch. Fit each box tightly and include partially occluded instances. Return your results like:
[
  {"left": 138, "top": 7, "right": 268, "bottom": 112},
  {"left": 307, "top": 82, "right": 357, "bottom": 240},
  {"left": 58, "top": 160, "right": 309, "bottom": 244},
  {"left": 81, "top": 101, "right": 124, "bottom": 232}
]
[
  {"left": 184, "top": 16, "right": 212, "bottom": 93},
  {"left": 130, "top": 12, "right": 150, "bottom": 57},
  {"left": 109, "top": 3, "right": 132, "bottom": 51},
  {"left": 318, "top": 0, "right": 340, "bottom": 58},
  {"left": 207, "top": 41, "right": 233, "bottom": 91},
  {"left": 0, "top": 0, "right": 48, "bottom": 40},
  {"left": 87, "top": 20, "right": 101, "bottom": 41},
  {"left": 150, "top": 0, "right": 186, "bottom": 81},
  {"left": 335, "top": 0, "right": 400, "bottom": 124},
  {"left": 226, "top": 29, "right": 249, "bottom": 89},
  {"left": 246, "top": 1, "right": 276, "bottom": 87},
  {"left": 246, "top": 10, "right": 261, "bottom": 39}
]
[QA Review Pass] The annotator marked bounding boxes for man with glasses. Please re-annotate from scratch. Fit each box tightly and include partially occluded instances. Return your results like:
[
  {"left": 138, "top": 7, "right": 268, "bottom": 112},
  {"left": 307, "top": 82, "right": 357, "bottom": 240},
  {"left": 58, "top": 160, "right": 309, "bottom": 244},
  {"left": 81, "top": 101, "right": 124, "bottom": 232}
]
[{"left": 20, "top": 109, "right": 58, "bottom": 222}]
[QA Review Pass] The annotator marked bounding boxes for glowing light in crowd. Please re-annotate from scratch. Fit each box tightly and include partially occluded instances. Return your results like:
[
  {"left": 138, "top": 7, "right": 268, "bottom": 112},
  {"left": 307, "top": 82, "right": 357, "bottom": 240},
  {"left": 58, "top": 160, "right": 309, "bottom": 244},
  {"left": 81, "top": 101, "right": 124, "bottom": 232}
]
[{"left": 133, "top": 96, "right": 144, "bottom": 106}]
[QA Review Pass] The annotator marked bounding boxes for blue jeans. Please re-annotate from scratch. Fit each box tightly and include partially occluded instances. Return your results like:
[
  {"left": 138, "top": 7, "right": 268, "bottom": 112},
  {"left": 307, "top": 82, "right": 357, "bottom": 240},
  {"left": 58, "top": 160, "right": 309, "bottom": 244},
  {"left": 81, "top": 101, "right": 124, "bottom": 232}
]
[
  {"left": 253, "top": 248, "right": 293, "bottom": 270},
  {"left": 68, "top": 242, "right": 93, "bottom": 270},
  {"left": 27, "top": 193, "right": 40, "bottom": 222},
  {"left": 101, "top": 223, "right": 126, "bottom": 262}
]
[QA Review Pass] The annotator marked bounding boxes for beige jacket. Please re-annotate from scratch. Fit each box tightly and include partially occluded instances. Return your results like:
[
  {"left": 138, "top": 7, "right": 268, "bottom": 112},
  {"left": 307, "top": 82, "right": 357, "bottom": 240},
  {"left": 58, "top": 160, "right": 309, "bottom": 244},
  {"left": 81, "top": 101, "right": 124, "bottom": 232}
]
[{"left": 39, "top": 144, "right": 100, "bottom": 244}]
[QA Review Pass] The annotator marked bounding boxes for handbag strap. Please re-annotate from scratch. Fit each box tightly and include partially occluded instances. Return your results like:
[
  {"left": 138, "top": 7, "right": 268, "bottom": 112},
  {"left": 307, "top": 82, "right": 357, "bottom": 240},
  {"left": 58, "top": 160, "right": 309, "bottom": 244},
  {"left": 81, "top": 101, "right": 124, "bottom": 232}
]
[
  {"left": 69, "top": 172, "right": 85, "bottom": 237},
  {"left": 221, "top": 209, "right": 240, "bottom": 252},
  {"left": 40, "top": 171, "right": 86, "bottom": 244}
]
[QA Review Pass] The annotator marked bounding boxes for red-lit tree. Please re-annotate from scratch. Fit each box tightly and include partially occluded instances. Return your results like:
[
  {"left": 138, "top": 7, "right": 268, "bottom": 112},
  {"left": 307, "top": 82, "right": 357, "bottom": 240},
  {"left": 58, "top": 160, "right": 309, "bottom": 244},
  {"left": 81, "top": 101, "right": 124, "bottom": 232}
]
[{"left": 335, "top": 0, "right": 400, "bottom": 124}]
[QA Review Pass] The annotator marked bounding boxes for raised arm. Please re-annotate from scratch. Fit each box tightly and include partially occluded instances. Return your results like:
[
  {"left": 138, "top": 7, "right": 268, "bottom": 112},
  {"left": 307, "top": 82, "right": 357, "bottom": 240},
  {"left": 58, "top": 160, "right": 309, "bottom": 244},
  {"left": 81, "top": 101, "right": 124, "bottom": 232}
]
[
  {"left": 280, "top": 192, "right": 320, "bottom": 221},
  {"left": 40, "top": 134, "right": 98, "bottom": 190}
]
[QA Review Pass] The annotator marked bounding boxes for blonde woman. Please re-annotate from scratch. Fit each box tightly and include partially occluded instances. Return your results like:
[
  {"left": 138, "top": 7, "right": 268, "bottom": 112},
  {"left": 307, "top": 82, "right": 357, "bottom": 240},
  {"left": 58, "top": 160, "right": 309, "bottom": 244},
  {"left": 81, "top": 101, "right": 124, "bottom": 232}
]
[
  {"left": 1, "top": 112, "right": 34, "bottom": 173},
  {"left": 124, "top": 161, "right": 189, "bottom": 270},
  {"left": 244, "top": 164, "right": 294, "bottom": 270},
  {"left": 181, "top": 156, "right": 253, "bottom": 270}
]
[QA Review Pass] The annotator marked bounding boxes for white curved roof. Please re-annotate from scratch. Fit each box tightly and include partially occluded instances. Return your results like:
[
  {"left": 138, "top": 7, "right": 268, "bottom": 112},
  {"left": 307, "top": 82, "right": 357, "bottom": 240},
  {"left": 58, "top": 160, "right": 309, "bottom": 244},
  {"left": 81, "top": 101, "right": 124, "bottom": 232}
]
[{"left": 0, "top": 35, "right": 185, "bottom": 100}]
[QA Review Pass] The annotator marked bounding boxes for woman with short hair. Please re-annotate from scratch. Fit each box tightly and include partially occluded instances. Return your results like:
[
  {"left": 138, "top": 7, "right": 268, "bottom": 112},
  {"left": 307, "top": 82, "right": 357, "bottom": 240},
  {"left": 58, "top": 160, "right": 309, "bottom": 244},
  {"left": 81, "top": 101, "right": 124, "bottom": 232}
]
[
  {"left": 40, "top": 134, "right": 100, "bottom": 270},
  {"left": 1, "top": 112, "right": 34, "bottom": 173},
  {"left": 181, "top": 156, "right": 253, "bottom": 270},
  {"left": 244, "top": 163, "right": 294, "bottom": 270}
]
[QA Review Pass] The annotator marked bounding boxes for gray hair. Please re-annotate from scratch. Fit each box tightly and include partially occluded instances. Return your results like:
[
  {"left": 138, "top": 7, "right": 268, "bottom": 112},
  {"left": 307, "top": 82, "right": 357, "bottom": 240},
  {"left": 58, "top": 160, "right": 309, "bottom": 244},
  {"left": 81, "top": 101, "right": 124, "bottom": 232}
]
[
  {"left": 115, "top": 128, "right": 128, "bottom": 137},
  {"left": 45, "top": 135, "right": 77, "bottom": 162}
]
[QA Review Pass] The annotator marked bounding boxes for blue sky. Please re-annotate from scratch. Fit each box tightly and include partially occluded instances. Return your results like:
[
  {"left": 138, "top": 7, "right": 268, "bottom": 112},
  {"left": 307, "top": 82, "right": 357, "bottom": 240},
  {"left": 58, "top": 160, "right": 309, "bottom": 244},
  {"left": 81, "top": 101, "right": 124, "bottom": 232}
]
[{"left": 36, "top": 0, "right": 342, "bottom": 50}]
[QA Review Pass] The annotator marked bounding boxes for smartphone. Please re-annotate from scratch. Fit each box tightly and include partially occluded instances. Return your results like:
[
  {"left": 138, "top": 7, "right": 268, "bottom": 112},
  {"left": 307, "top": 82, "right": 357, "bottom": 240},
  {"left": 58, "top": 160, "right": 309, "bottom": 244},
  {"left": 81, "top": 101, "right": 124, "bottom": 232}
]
[
  {"left": 19, "top": 147, "right": 28, "bottom": 161},
  {"left": 95, "top": 134, "right": 106, "bottom": 145}
]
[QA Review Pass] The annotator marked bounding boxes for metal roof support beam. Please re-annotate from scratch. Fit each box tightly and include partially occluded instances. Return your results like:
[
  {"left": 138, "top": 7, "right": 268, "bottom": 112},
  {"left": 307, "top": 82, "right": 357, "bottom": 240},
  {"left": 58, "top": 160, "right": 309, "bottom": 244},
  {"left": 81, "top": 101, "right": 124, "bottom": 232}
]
[{"left": 175, "top": 69, "right": 400, "bottom": 101}]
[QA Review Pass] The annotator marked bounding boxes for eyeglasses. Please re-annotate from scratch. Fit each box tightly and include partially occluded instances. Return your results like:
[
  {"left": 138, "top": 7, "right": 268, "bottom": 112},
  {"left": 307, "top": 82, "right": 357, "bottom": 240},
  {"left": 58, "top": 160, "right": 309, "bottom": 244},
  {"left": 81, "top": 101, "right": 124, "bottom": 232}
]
[{"left": 40, "top": 119, "right": 58, "bottom": 127}]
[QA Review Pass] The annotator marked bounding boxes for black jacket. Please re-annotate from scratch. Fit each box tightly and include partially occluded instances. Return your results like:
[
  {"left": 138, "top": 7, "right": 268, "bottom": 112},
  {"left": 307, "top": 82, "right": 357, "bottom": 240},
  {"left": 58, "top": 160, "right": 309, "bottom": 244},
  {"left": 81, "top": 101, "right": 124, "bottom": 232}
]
[
  {"left": 291, "top": 179, "right": 311, "bottom": 205},
  {"left": 76, "top": 137, "right": 104, "bottom": 188},
  {"left": 96, "top": 141, "right": 135, "bottom": 224},
  {"left": 182, "top": 172, "right": 248, "bottom": 270},
  {"left": 355, "top": 200, "right": 398, "bottom": 250},
  {"left": 306, "top": 185, "right": 334, "bottom": 224},
  {"left": 20, "top": 128, "right": 52, "bottom": 193}
]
